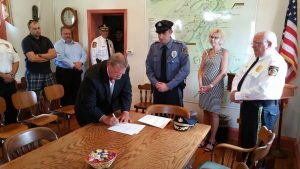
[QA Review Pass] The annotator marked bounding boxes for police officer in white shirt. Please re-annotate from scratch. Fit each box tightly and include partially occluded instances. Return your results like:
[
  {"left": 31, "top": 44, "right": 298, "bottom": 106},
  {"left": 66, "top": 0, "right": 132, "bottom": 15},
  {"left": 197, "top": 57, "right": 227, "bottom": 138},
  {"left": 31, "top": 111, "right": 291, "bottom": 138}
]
[
  {"left": 0, "top": 38, "right": 19, "bottom": 124},
  {"left": 90, "top": 24, "right": 115, "bottom": 65},
  {"left": 230, "top": 31, "right": 287, "bottom": 149}
]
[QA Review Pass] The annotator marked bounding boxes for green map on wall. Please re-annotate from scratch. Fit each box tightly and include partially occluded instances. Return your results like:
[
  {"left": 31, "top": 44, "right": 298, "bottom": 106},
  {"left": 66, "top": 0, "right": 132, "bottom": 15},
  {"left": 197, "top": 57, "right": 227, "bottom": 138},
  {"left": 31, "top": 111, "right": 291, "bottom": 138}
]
[{"left": 147, "top": 0, "right": 258, "bottom": 104}]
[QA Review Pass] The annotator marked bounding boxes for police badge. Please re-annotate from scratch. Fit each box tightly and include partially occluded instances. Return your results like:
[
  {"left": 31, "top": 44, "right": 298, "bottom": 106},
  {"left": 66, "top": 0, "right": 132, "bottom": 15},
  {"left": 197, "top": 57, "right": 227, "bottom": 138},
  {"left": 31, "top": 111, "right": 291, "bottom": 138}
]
[
  {"left": 256, "top": 64, "right": 263, "bottom": 72},
  {"left": 268, "top": 65, "right": 279, "bottom": 76},
  {"left": 171, "top": 51, "right": 177, "bottom": 58}
]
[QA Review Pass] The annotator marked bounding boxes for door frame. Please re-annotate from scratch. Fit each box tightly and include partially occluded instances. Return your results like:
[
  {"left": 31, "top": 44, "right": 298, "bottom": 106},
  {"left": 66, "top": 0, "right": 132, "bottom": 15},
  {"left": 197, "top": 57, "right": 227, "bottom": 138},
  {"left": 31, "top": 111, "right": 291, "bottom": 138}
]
[
  {"left": 87, "top": 9, "right": 127, "bottom": 66},
  {"left": 0, "top": 3, "right": 7, "bottom": 39}
]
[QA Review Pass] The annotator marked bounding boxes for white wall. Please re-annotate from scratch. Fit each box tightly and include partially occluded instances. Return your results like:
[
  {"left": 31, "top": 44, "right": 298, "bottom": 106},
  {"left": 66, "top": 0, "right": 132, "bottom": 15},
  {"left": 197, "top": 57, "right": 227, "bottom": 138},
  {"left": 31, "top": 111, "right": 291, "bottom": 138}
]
[
  {"left": 52, "top": 0, "right": 148, "bottom": 107},
  {"left": 5, "top": 0, "right": 300, "bottom": 140},
  {"left": 6, "top": 0, "right": 55, "bottom": 80}
]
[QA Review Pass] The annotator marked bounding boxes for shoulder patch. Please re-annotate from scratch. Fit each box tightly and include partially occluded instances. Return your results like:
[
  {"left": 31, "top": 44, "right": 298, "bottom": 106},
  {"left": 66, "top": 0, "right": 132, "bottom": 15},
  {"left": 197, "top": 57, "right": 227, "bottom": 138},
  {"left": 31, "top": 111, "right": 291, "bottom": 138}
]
[
  {"left": 268, "top": 65, "right": 279, "bottom": 76},
  {"left": 92, "top": 42, "right": 97, "bottom": 48},
  {"left": 183, "top": 47, "right": 189, "bottom": 56}
]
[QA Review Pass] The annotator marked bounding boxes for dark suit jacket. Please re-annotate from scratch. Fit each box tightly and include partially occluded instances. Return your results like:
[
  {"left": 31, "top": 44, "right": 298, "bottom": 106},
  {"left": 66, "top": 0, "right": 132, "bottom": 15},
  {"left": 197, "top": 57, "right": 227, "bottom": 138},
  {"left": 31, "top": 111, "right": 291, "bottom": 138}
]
[{"left": 75, "top": 60, "right": 132, "bottom": 126}]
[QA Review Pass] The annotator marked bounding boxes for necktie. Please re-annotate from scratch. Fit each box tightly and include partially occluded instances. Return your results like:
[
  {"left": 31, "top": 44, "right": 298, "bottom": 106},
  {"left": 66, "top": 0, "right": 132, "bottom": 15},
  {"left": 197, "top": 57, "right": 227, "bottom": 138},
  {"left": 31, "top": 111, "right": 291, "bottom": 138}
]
[
  {"left": 106, "top": 39, "right": 111, "bottom": 58},
  {"left": 160, "top": 46, "right": 167, "bottom": 82},
  {"left": 110, "top": 80, "right": 115, "bottom": 96},
  {"left": 237, "top": 57, "right": 259, "bottom": 91}
]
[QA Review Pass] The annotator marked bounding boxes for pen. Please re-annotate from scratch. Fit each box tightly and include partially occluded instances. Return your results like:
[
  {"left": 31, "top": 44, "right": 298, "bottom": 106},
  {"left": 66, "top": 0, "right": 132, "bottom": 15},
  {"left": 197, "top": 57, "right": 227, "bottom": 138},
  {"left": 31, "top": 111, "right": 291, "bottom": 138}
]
[{"left": 112, "top": 113, "right": 119, "bottom": 125}]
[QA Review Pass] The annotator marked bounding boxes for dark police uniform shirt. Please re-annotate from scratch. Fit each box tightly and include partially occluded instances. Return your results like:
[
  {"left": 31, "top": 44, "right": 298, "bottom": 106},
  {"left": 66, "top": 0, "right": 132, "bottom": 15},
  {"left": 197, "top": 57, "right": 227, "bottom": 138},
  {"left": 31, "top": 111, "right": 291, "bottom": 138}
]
[
  {"left": 21, "top": 34, "right": 54, "bottom": 73},
  {"left": 146, "top": 38, "right": 190, "bottom": 90}
]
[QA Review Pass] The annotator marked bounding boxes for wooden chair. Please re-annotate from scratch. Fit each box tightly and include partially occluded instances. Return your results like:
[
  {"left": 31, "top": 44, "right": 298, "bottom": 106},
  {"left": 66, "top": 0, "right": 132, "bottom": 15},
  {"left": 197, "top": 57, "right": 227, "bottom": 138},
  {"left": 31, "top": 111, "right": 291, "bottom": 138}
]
[
  {"left": 145, "top": 104, "right": 190, "bottom": 119},
  {"left": 44, "top": 84, "right": 75, "bottom": 130},
  {"left": 134, "top": 83, "right": 153, "bottom": 113},
  {"left": 11, "top": 91, "right": 59, "bottom": 131},
  {"left": 3, "top": 127, "right": 58, "bottom": 161},
  {"left": 235, "top": 162, "right": 249, "bottom": 169},
  {"left": 0, "top": 97, "right": 28, "bottom": 142},
  {"left": 198, "top": 126, "right": 275, "bottom": 169}
]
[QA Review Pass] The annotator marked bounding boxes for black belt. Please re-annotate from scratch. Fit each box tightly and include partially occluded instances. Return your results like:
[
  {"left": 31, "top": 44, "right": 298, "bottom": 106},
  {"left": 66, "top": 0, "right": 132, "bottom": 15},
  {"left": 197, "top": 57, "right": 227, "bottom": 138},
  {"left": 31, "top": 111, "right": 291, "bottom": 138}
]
[
  {"left": 56, "top": 67, "right": 73, "bottom": 71},
  {"left": 243, "top": 100, "right": 278, "bottom": 106},
  {"left": 56, "top": 67, "right": 82, "bottom": 72}
]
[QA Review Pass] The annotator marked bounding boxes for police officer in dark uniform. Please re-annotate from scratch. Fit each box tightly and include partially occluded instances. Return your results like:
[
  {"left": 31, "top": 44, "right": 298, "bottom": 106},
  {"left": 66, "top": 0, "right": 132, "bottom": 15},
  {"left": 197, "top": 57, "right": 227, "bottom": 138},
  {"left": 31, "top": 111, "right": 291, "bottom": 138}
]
[{"left": 146, "top": 20, "right": 190, "bottom": 106}]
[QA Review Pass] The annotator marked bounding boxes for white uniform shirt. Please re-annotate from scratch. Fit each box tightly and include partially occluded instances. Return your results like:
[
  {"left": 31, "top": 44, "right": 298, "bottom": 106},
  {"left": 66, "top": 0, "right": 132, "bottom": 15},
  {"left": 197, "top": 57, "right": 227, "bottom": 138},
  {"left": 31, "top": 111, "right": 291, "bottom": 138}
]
[
  {"left": 90, "top": 36, "right": 114, "bottom": 65},
  {"left": 0, "top": 39, "right": 20, "bottom": 73},
  {"left": 231, "top": 49, "right": 287, "bottom": 100}
]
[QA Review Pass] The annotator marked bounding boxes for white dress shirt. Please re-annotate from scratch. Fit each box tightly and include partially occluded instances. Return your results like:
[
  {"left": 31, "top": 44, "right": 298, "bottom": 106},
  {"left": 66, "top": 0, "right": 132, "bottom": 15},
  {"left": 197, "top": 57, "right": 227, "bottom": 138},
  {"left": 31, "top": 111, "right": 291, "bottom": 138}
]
[
  {"left": 90, "top": 36, "right": 114, "bottom": 65},
  {"left": 0, "top": 39, "right": 20, "bottom": 73},
  {"left": 231, "top": 49, "right": 287, "bottom": 100}
]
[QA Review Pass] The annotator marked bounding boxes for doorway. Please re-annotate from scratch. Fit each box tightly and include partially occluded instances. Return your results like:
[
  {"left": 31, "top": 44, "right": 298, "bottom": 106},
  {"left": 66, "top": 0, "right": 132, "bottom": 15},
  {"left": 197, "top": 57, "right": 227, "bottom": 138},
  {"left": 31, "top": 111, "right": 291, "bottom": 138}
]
[{"left": 87, "top": 9, "right": 127, "bottom": 66}]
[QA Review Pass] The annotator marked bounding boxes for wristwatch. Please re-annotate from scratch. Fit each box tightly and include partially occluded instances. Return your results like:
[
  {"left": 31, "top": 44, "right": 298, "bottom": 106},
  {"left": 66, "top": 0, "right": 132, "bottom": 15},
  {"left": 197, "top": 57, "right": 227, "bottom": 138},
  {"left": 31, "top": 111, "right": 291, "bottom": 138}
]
[{"left": 9, "top": 72, "right": 15, "bottom": 78}]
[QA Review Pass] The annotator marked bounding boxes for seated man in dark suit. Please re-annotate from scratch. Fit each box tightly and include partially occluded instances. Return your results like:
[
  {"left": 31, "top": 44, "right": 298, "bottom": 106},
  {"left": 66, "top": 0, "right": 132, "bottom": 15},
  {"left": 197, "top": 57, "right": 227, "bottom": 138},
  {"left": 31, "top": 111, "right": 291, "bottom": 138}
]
[{"left": 75, "top": 52, "right": 132, "bottom": 126}]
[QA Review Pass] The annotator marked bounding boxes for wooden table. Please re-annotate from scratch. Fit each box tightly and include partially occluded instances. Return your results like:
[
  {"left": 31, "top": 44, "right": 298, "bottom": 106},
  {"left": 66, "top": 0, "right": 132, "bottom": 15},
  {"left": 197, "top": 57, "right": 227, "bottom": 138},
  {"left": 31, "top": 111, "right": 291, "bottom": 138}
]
[{"left": 0, "top": 112, "right": 210, "bottom": 169}]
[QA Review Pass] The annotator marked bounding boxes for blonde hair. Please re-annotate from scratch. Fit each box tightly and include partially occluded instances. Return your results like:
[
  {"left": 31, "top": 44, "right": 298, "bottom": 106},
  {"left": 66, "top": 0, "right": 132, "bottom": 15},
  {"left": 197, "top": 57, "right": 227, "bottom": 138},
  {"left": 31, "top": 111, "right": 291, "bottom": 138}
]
[{"left": 209, "top": 28, "right": 225, "bottom": 45}]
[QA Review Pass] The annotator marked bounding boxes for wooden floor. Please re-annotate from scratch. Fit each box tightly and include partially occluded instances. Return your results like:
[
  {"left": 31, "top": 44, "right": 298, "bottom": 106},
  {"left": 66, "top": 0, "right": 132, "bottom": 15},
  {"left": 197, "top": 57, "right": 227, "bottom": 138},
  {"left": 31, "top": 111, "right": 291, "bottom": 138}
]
[{"left": 0, "top": 112, "right": 297, "bottom": 169}]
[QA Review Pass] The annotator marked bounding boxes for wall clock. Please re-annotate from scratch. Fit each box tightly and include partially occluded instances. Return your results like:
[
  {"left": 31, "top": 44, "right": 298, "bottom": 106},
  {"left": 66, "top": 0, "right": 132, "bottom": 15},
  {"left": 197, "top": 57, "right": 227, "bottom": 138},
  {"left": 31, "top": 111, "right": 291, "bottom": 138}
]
[{"left": 61, "top": 7, "right": 79, "bottom": 41}]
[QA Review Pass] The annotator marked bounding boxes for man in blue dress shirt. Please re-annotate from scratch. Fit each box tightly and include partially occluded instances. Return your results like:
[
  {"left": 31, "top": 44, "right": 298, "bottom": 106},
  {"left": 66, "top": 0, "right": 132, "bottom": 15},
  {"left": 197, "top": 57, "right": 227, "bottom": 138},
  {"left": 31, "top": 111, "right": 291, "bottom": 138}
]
[
  {"left": 146, "top": 20, "right": 190, "bottom": 106},
  {"left": 54, "top": 26, "right": 87, "bottom": 105}
]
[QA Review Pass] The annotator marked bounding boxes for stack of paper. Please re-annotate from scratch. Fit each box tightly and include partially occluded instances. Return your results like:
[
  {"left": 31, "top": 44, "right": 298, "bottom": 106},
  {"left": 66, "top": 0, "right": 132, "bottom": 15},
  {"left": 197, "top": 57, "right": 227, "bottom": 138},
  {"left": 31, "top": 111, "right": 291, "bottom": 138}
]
[
  {"left": 138, "top": 115, "right": 171, "bottom": 128},
  {"left": 108, "top": 123, "right": 145, "bottom": 135}
]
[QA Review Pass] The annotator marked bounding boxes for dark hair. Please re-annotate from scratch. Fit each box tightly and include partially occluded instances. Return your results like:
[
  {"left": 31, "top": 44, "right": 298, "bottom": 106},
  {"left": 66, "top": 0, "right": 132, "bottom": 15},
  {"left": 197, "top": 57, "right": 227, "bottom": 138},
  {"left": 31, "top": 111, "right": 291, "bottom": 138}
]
[
  {"left": 115, "top": 28, "right": 123, "bottom": 33},
  {"left": 60, "top": 26, "right": 72, "bottom": 34},
  {"left": 27, "top": 19, "right": 39, "bottom": 29}
]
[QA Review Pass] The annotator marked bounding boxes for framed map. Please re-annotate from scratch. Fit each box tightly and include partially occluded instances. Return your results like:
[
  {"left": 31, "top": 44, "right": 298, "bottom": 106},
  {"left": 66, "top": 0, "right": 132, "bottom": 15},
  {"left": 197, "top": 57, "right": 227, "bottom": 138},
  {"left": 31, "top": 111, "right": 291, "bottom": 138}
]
[{"left": 147, "top": 0, "right": 258, "bottom": 104}]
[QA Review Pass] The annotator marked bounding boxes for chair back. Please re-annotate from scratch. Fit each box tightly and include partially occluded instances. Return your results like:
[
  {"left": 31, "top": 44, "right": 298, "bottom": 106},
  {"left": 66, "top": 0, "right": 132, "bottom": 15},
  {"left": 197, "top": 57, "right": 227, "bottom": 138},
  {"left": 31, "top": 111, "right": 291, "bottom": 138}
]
[
  {"left": 145, "top": 104, "right": 190, "bottom": 119},
  {"left": 44, "top": 84, "right": 64, "bottom": 101},
  {"left": 44, "top": 84, "right": 65, "bottom": 110},
  {"left": 11, "top": 91, "right": 38, "bottom": 122},
  {"left": 250, "top": 126, "right": 275, "bottom": 165},
  {"left": 3, "top": 127, "right": 58, "bottom": 161},
  {"left": 134, "top": 83, "right": 153, "bottom": 113},
  {"left": 235, "top": 162, "right": 249, "bottom": 169},
  {"left": 12, "top": 91, "right": 37, "bottom": 110},
  {"left": 0, "top": 97, "right": 6, "bottom": 124},
  {"left": 138, "top": 83, "right": 152, "bottom": 103}
]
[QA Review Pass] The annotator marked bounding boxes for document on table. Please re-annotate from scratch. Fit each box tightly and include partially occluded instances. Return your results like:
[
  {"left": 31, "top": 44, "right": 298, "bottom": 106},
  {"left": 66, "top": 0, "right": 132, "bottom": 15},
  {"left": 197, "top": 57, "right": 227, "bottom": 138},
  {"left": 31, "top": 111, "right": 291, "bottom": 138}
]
[
  {"left": 108, "top": 123, "right": 145, "bottom": 135},
  {"left": 138, "top": 115, "right": 171, "bottom": 129}
]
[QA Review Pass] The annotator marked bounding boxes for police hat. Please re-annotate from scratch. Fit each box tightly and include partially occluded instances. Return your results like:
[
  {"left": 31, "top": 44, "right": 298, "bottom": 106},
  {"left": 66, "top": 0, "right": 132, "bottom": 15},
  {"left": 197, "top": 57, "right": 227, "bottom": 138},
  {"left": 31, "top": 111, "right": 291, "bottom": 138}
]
[
  {"left": 155, "top": 20, "right": 173, "bottom": 33},
  {"left": 98, "top": 24, "right": 109, "bottom": 31},
  {"left": 173, "top": 116, "right": 197, "bottom": 132}
]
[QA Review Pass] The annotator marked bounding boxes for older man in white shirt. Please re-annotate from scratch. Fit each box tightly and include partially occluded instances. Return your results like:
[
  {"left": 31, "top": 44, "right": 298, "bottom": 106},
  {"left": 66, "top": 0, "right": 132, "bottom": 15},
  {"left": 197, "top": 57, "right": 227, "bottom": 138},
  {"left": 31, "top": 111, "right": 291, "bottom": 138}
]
[
  {"left": 0, "top": 38, "right": 19, "bottom": 124},
  {"left": 230, "top": 31, "right": 287, "bottom": 149}
]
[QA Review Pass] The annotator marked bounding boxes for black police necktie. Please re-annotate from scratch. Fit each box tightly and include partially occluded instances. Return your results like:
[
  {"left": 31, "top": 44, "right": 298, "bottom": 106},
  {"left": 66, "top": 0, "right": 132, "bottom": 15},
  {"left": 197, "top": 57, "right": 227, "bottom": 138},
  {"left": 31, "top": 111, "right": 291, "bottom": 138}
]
[
  {"left": 237, "top": 57, "right": 259, "bottom": 91},
  {"left": 160, "top": 46, "right": 167, "bottom": 82},
  {"left": 106, "top": 39, "right": 111, "bottom": 58}
]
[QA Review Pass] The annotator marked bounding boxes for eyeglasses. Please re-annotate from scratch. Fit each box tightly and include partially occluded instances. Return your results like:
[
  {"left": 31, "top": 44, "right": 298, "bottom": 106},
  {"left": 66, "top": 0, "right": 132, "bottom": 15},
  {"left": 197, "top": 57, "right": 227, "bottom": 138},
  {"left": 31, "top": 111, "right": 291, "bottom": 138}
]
[
  {"left": 210, "top": 35, "right": 220, "bottom": 39},
  {"left": 252, "top": 40, "right": 267, "bottom": 46}
]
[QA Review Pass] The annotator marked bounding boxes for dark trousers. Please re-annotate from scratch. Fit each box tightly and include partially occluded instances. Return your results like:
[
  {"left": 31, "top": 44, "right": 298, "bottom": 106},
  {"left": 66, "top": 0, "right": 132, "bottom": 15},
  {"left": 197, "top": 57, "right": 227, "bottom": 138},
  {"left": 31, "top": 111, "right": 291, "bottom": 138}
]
[
  {"left": 240, "top": 100, "right": 279, "bottom": 148},
  {"left": 0, "top": 79, "right": 17, "bottom": 124},
  {"left": 56, "top": 67, "right": 82, "bottom": 106},
  {"left": 153, "top": 86, "right": 182, "bottom": 106}
]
